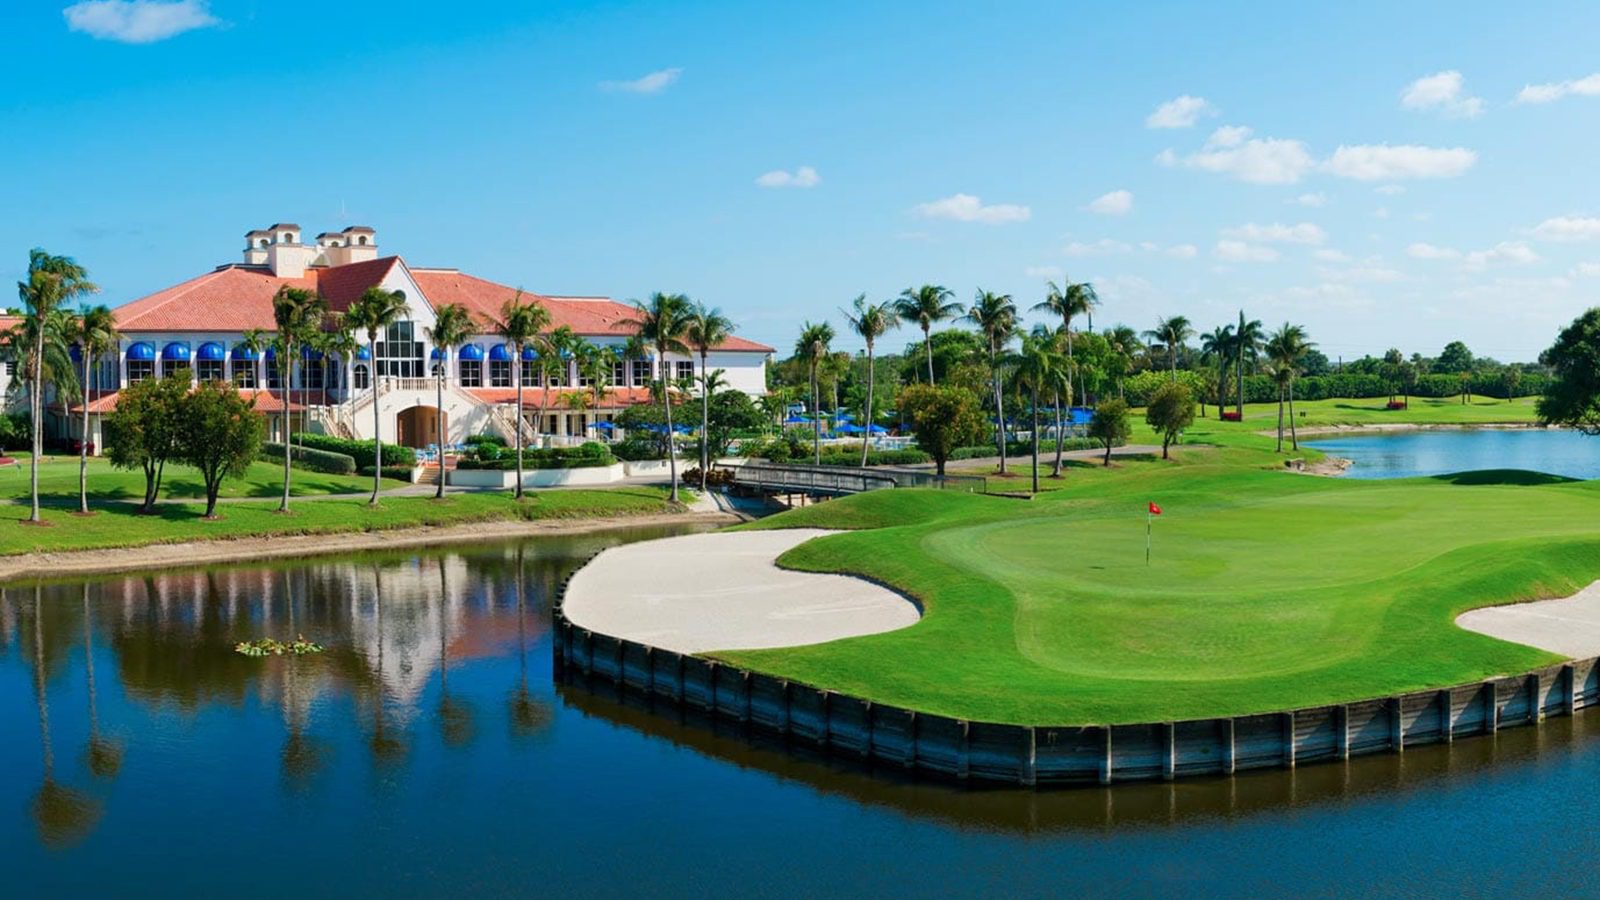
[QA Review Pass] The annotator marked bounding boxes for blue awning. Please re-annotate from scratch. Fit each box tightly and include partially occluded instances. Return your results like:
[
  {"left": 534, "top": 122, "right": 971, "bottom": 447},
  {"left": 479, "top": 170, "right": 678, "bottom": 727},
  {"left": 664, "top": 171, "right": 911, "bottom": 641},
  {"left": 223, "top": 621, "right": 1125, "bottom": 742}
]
[
  {"left": 430, "top": 348, "right": 446, "bottom": 361},
  {"left": 355, "top": 345, "right": 371, "bottom": 360},
  {"left": 232, "top": 343, "right": 258, "bottom": 361},
  {"left": 196, "top": 341, "right": 226, "bottom": 362},
  {"left": 69, "top": 344, "right": 82, "bottom": 362},
  {"left": 521, "top": 346, "right": 538, "bottom": 361},
  {"left": 458, "top": 343, "right": 485, "bottom": 361},
  {"left": 161, "top": 342, "right": 190, "bottom": 362},
  {"left": 301, "top": 347, "right": 324, "bottom": 361},
  {"left": 489, "top": 344, "right": 512, "bottom": 362},
  {"left": 264, "top": 346, "right": 277, "bottom": 360}
]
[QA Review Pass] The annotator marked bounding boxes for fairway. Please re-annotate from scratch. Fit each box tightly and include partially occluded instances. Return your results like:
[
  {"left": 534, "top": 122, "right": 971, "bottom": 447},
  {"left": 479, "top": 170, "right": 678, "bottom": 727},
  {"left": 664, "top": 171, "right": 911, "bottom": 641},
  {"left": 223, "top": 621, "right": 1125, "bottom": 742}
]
[{"left": 721, "top": 437, "right": 1600, "bottom": 725}]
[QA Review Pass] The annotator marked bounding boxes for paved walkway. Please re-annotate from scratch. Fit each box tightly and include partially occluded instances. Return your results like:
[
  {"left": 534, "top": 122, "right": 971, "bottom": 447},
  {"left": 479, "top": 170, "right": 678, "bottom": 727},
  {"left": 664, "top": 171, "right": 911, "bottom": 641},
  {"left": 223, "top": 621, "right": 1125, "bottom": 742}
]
[
  {"left": 1457, "top": 581, "right": 1600, "bottom": 658},
  {"left": 561, "top": 528, "right": 920, "bottom": 654}
]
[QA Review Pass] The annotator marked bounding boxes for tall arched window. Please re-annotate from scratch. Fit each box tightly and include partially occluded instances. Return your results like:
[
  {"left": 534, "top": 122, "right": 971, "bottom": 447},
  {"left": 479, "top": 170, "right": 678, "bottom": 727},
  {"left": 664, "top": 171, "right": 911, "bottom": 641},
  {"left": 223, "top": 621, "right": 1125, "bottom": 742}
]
[{"left": 353, "top": 364, "right": 370, "bottom": 391}]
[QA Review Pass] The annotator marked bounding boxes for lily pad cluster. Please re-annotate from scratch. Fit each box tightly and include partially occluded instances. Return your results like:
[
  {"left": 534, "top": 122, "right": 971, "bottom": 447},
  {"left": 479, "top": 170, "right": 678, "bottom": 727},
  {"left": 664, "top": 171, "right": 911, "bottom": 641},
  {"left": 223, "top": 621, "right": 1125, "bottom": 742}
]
[{"left": 234, "top": 637, "right": 324, "bottom": 657}]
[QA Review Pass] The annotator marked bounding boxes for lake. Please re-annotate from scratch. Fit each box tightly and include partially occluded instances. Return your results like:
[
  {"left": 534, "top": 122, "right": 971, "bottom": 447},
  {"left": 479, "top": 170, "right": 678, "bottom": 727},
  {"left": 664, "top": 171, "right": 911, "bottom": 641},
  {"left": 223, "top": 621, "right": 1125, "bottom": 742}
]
[
  {"left": 1308, "top": 428, "right": 1600, "bottom": 480},
  {"left": 10, "top": 528, "right": 1600, "bottom": 897}
]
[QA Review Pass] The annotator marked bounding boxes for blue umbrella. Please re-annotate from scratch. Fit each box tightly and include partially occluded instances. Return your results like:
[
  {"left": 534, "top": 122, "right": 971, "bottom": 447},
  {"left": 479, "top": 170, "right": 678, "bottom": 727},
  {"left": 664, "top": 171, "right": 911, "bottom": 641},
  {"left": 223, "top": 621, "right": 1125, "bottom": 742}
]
[
  {"left": 866, "top": 424, "right": 888, "bottom": 434},
  {"left": 838, "top": 423, "right": 863, "bottom": 434},
  {"left": 784, "top": 415, "right": 808, "bottom": 425},
  {"left": 594, "top": 421, "right": 616, "bottom": 431}
]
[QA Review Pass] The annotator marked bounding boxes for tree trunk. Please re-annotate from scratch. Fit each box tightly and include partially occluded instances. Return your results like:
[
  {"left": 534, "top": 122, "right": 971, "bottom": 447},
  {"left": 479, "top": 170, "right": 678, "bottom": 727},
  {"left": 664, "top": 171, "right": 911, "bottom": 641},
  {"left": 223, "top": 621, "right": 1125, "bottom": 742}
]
[
  {"left": 29, "top": 325, "right": 42, "bottom": 523},
  {"left": 369, "top": 336, "right": 382, "bottom": 505},
  {"left": 1275, "top": 385, "right": 1285, "bottom": 452},
  {"left": 1235, "top": 349, "right": 1245, "bottom": 418},
  {"left": 79, "top": 350, "right": 92, "bottom": 514},
  {"left": 205, "top": 478, "right": 220, "bottom": 519},
  {"left": 1288, "top": 379, "right": 1299, "bottom": 450},
  {"left": 281, "top": 341, "right": 293, "bottom": 513},
  {"left": 699, "top": 349, "right": 710, "bottom": 491},
  {"left": 991, "top": 340, "right": 1007, "bottom": 473},
  {"left": 1103, "top": 441, "right": 1112, "bottom": 466},
  {"left": 1051, "top": 390, "right": 1063, "bottom": 477},
  {"left": 859, "top": 341, "right": 875, "bottom": 468},
  {"left": 811, "top": 363, "right": 821, "bottom": 465},
  {"left": 924, "top": 325, "right": 934, "bottom": 386},
  {"left": 514, "top": 350, "right": 526, "bottom": 500},
  {"left": 1030, "top": 387, "right": 1040, "bottom": 494},
  {"left": 435, "top": 358, "right": 447, "bottom": 500},
  {"left": 661, "top": 352, "right": 678, "bottom": 503}
]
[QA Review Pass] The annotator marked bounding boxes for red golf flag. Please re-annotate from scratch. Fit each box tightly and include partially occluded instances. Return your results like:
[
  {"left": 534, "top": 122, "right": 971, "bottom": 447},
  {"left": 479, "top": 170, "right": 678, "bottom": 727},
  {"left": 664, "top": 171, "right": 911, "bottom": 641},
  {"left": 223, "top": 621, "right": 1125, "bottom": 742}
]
[{"left": 1148, "top": 502, "right": 1162, "bottom": 515}]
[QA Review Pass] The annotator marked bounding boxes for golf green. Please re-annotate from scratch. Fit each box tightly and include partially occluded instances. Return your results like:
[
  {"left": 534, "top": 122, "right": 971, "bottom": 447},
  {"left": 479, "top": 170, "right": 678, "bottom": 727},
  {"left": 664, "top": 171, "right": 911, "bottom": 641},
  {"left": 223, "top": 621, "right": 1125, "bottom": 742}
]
[{"left": 720, "top": 443, "right": 1600, "bottom": 725}]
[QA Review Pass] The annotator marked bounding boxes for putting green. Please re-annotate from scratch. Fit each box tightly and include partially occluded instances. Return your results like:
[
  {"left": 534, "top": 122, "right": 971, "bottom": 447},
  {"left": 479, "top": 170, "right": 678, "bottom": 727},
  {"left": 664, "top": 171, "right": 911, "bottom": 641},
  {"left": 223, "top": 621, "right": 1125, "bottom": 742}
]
[{"left": 719, "top": 435, "right": 1600, "bottom": 725}]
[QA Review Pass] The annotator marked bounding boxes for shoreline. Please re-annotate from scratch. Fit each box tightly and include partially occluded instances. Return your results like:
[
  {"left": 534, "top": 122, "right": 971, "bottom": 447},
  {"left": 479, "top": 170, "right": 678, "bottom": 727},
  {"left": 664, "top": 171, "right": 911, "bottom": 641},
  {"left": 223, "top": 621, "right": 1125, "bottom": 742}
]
[
  {"left": 1280, "top": 421, "right": 1545, "bottom": 438},
  {"left": 0, "top": 509, "right": 738, "bottom": 582}
]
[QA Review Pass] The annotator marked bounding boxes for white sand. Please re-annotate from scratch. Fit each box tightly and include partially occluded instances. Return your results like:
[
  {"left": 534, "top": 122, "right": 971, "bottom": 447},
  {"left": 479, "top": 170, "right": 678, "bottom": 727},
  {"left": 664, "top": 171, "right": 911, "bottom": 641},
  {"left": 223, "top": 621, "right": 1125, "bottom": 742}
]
[
  {"left": 561, "top": 528, "right": 920, "bottom": 654},
  {"left": 1457, "top": 581, "right": 1600, "bottom": 658}
]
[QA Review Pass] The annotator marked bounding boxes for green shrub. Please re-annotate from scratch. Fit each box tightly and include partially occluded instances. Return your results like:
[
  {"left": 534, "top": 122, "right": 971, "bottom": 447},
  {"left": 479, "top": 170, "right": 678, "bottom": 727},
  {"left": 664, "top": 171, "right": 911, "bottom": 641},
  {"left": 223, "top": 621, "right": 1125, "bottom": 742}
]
[
  {"left": 811, "top": 448, "right": 930, "bottom": 467},
  {"left": 949, "top": 437, "right": 1102, "bottom": 460},
  {"left": 291, "top": 432, "right": 416, "bottom": 467},
  {"left": 358, "top": 464, "right": 416, "bottom": 482},
  {"left": 464, "top": 432, "right": 507, "bottom": 448},
  {"left": 456, "top": 443, "right": 615, "bottom": 470},
  {"left": 261, "top": 442, "right": 358, "bottom": 475},
  {"left": 610, "top": 437, "right": 664, "bottom": 462}
]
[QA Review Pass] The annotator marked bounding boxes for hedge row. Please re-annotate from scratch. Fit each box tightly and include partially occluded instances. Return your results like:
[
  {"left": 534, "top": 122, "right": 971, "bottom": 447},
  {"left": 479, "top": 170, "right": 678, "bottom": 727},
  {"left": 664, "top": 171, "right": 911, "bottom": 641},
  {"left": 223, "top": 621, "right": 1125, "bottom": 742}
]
[
  {"left": 358, "top": 464, "right": 416, "bottom": 482},
  {"left": 949, "top": 437, "right": 1101, "bottom": 460},
  {"left": 260, "top": 442, "right": 358, "bottom": 475},
  {"left": 290, "top": 432, "right": 416, "bottom": 467},
  {"left": 809, "top": 448, "right": 930, "bottom": 467},
  {"left": 456, "top": 443, "right": 615, "bottom": 470},
  {"left": 1118, "top": 369, "right": 1550, "bottom": 406}
]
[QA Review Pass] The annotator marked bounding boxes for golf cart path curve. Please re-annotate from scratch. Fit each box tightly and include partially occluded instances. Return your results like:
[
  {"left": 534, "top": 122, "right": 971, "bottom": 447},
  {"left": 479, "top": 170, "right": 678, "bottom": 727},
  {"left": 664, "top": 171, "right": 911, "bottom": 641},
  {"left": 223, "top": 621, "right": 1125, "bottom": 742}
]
[
  {"left": 562, "top": 528, "right": 920, "bottom": 654},
  {"left": 1457, "top": 580, "right": 1600, "bottom": 658}
]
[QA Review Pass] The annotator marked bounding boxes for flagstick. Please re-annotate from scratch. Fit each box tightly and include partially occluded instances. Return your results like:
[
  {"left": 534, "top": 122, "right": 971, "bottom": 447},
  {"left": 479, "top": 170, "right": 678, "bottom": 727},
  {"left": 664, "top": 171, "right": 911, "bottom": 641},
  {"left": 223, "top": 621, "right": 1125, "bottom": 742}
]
[{"left": 1146, "top": 510, "right": 1152, "bottom": 566}]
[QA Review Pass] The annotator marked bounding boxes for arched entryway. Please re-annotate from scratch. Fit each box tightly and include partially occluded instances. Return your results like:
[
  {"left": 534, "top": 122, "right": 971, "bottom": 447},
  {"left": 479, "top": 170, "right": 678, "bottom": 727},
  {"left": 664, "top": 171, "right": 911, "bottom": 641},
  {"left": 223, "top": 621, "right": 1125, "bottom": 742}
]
[{"left": 396, "top": 405, "right": 446, "bottom": 449}]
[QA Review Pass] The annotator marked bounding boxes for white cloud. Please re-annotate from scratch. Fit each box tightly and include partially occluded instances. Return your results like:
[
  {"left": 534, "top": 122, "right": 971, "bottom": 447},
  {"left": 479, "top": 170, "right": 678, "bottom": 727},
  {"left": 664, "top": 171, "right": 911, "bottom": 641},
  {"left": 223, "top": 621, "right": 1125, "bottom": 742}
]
[
  {"left": 63, "top": 0, "right": 217, "bottom": 43},
  {"left": 914, "top": 193, "right": 1030, "bottom": 224},
  {"left": 1323, "top": 144, "right": 1477, "bottom": 180},
  {"left": 1314, "top": 249, "right": 1350, "bottom": 262},
  {"left": 1183, "top": 134, "right": 1316, "bottom": 185},
  {"left": 755, "top": 166, "right": 820, "bottom": 189},
  {"left": 1573, "top": 263, "right": 1600, "bottom": 278},
  {"left": 1400, "top": 70, "right": 1485, "bottom": 118},
  {"left": 1532, "top": 216, "right": 1600, "bottom": 242},
  {"left": 1146, "top": 95, "right": 1215, "bottom": 129},
  {"left": 1319, "top": 263, "right": 1405, "bottom": 283},
  {"left": 1204, "top": 125, "right": 1253, "bottom": 148},
  {"left": 1375, "top": 184, "right": 1406, "bottom": 195},
  {"left": 1409, "top": 240, "right": 1540, "bottom": 269},
  {"left": 1214, "top": 240, "right": 1279, "bottom": 262},
  {"left": 1063, "top": 239, "right": 1132, "bottom": 257},
  {"left": 1221, "top": 221, "right": 1327, "bottom": 245},
  {"left": 1407, "top": 242, "right": 1461, "bottom": 260},
  {"left": 600, "top": 67, "right": 683, "bottom": 94},
  {"left": 1086, "top": 189, "right": 1133, "bottom": 216},
  {"left": 1292, "top": 193, "right": 1328, "bottom": 207},
  {"left": 1165, "top": 244, "right": 1199, "bottom": 259},
  {"left": 1154, "top": 148, "right": 1179, "bottom": 167},
  {"left": 1516, "top": 73, "right": 1600, "bottom": 104},
  {"left": 1025, "top": 265, "right": 1064, "bottom": 279}
]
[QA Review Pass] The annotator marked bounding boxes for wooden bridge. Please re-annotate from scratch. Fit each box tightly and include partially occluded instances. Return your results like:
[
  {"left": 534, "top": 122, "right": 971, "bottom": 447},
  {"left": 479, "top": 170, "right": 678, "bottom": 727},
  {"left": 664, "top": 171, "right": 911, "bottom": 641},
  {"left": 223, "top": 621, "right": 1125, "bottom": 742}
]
[{"left": 718, "top": 462, "right": 986, "bottom": 497}]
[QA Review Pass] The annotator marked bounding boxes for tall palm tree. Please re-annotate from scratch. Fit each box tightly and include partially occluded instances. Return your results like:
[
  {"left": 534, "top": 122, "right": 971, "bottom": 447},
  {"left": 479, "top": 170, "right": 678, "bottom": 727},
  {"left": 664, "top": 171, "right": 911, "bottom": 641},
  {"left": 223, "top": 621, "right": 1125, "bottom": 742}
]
[
  {"left": 1199, "top": 325, "right": 1235, "bottom": 420},
  {"left": 426, "top": 303, "right": 475, "bottom": 500},
  {"left": 1034, "top": 279, "right": 1098, "bottom": 429},
  {"left": 497, "top": 292, "right": 552, "bottom": 501},
  {"left": 1011, "top": 331, "right": 1060, "bottom": 494},
  {"left": 628, "top": 293, "right": 692, "bottom": 501},
  {"left": 1144, "top": 315, "right": 1193, "bottom": 382},
  {"left": 65, "top": 305, "right": 117, "bottom": 516},
  {"left": 578, "top": 341, "right": 616, "bottom": 426},
  {"left": 16, "top": 251, "right": 96, "bottom": 523},
  {"left": 342, "top": 287, "right": 409, "bottom": 505},
  {"left": 842, "top": 295, "right": 899, "bottom": 467},
  {"left": 683, "top": 303, "right": 734, "bottom": 490},
  {"left": 795, "top": 321, "right": 834, "bottom": 465},
  {"left": 894, "top": 284, "right": 961, "bottom": 385},
  {"left": 965, "top": 290, "right": 1018, "bottom": 472},
  {"left": 1265, "top": 323, "right": 1313, "bottom": 451},
  {"left": 269, "top": 286, "right": 328, "bottom": 512},
  {"left": 1103, "top": 324, "right": 1141, "bottom": 400},
  {"left": 319, "top": 321, "right": 360, "bottom": 435},
  {"left": 1232, "top": 311, "right": 1265, "bottom": 419}
]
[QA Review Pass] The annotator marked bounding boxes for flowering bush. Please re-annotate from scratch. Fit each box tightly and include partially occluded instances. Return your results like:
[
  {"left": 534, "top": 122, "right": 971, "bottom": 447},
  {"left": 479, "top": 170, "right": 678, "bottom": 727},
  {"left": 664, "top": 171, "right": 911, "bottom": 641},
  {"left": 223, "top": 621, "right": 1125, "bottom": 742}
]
[{"left": 1220, "top": 411, "right": 1243, "bottom": 422}]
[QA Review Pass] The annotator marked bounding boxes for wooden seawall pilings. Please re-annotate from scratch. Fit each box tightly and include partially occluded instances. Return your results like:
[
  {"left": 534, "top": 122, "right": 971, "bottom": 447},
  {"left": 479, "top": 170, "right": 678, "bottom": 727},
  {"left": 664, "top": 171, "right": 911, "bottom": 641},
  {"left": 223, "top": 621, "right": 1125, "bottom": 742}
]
[{"left": 551, "top": 564, "right": 1600, "bottom": 786}]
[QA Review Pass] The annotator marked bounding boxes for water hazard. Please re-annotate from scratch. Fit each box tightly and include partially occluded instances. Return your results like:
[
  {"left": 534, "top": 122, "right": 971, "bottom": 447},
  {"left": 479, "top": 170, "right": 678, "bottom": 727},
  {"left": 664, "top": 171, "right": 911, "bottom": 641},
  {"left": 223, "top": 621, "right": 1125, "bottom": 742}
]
[
  {"left": 1308, "top": 428, "right": 1600, "bottom": 480},
  {"left": 8, "top": 527, "right": 1600, "bottom": 897}
]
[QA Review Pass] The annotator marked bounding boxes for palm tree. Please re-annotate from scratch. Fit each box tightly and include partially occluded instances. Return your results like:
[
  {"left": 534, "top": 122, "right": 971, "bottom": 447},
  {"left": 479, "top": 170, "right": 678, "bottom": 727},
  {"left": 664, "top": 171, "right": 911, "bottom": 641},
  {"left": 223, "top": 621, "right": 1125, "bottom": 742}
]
[
  {"left": 1232, "top": 311, "right": 1265, "bottom": 419},
  {"left": 1011, "top": 331, "right": 1060, "bottom": 494},
  {"left": 16, "top": 251, "right": 96, "bottom": 523},
  {"left": 342, "top": 287, "right": 409, "bottom": 506},
  {"left": 628, "top": 293, "right": 691, "bottom": 501},
  {"left": 579, "top": 341, "right": 616, "bottom": 426},
  {"left": 64, "top": 305, "right": 118, "bottom": 515},
  {"left": 964, "top": 290, "right": 1018, "bottom": 472},
  {"left": 795, "top": 321, "right": 834, "bottom": 465},
  {"left": 1264, "top": 323, "right": 1312, "bottom": 451},
  {"left": 683, "top": 303, "right": 734, "bottom": 490},
  {"left": 841, "top": 295, "right": 899, "bottom": 467},
  {"left": 426, "top": 303, "right": 475, "bottom": 500},
  {"left": 1143, "top": 315, "right": 1193, "bottom": 382},
  {"left": 1043, "top": 329, "right": 1075, "bottom": 477},
  {"left": 497, "top": 292, "right": 552, "bottom": 500},
  {"left": 894, "top": 285, "right": 961, "bottom": 385},
  {"left": 1034, "top": 280, "right": 1098, "bottom": 398},
  {"left": 1103, "top": 325, "right": 1141, "bottom": 400},
  {"left": 1199, "top": 325, "right": 1234, "bottom": 420},
  {"left": 271, "top": 286, "right": 329, "bottom": 512},
  {"left": 320, "top": 321, "right": 360, "bottom": 435}
]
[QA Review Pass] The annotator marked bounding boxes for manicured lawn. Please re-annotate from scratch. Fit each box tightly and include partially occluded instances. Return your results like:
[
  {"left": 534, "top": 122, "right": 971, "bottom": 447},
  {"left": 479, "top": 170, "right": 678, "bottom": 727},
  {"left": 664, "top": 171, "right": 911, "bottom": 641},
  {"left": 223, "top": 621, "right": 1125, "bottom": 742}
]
[
  {"left": 2, "top": 454, "right": 398, "bottom": 503},
  {"left": 722, "top": 436, "right": 1600, "bottom": 725},
  {"left": 0, "top": 486, "right": 678, "bottom": 556},
  {"left": 1193, "top": 394, "right": 1538, "bottom": 428}
]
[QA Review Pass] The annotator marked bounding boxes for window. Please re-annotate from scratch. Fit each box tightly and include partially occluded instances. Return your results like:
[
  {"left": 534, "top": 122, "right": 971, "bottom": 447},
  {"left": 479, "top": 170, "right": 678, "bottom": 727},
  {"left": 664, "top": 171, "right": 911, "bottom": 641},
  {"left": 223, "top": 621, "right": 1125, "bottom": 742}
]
[
  {"left": 631, "top": 360, "right": 652, "bottom": 386},
  {"left": 266, "top": 359, "right": 281, "bottom": 389},
  {"left": 521, "top": 358, "right": 539, "bottom": 387},
  {"left": 576, "top": 365, "right": 591, "bottom": 388},
  {"left": 459, "top": 358, "right": 483, "bottom": 388},
  {"left": 4, "top": 360, "right": 14, "bottom": 377},
  {"left": 490, "top": 359, "right": 511, "bottom": 387},
  {"left": 304, "top": 360, "right": 326, "bottom": 390},
  {"left": 127, "top": 359, "right": 155, "bottom": 383},
  {"left": 258, "top": 238, "right": 268, "bottom": 248},
  {"left": 675, "top": 361, "right": 694, "bottom": 383},
  {"left": 358, "top": 235, "right": 369, "bottom": 246},
  {"left": 612, "top": 362, "right": 626, "bottom": 386},
  {"left": 162, "top": 360, "right": 191, "bottom": 380},
  {"left": 375, "top": 321, "right": 424, "bottom": 378},
  {"left": 546, "top": 362, "right": 566, "bottom": 388},
  {"left": 232, "top": 359, "right": 256, "bottom": 388},
  {"left": 197, "top": 359, "right": 224, "bottom": 383},
  {"left": 353, "top": 364, "right": 370, "bottom": 391}
]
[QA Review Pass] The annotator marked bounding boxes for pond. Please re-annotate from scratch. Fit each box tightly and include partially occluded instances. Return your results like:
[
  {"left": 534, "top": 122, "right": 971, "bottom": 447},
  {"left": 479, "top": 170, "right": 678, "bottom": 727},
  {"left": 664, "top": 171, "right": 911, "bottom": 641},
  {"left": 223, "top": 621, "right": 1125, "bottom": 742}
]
[
  {"left": 9, "top": 528, "right": 1600, "bottom": 897},
  {"left": 1307, "top": 428, "right": 1600, "bottom": 480}
]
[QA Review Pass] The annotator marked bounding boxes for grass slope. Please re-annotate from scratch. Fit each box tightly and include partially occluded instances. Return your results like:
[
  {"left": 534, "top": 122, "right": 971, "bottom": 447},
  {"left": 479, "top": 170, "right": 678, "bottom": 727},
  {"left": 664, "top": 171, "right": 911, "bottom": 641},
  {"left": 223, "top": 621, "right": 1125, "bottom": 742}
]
[
  {"left": 4, "top": 454, "right": 398, "bottom": 503},
  {"left": 723, "top": 433, "right": 1600, "bottom": 725}
]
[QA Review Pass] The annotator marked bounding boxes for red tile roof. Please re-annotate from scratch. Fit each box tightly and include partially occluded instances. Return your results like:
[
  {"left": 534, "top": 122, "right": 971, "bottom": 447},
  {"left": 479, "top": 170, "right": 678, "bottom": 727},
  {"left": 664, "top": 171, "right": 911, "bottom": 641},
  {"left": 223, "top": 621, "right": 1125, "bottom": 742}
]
[
  {"left": 466, "top": 386, "right": 660, "bottom": 410},
  {"left": 64, "top": 388, "right": 303, "bottom": 414}
]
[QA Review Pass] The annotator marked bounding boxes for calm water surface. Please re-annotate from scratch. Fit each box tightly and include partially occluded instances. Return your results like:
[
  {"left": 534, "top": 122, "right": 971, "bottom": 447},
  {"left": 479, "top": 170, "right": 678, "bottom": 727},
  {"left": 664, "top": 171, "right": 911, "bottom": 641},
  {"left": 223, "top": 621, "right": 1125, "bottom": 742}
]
[
  {"left": 1308, "top": 428, "right": 1600, "bottom": 480},
  {"left": 8, "top": 527, "right": 1600, "bottom": 897}
]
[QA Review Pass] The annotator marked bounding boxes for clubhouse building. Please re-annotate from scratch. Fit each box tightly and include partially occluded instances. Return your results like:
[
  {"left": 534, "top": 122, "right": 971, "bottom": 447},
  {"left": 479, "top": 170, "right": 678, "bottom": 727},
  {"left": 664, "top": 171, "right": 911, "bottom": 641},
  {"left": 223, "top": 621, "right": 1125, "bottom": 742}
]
[{"left": 58, "top": 223, "right": 772, "bottom": 450}]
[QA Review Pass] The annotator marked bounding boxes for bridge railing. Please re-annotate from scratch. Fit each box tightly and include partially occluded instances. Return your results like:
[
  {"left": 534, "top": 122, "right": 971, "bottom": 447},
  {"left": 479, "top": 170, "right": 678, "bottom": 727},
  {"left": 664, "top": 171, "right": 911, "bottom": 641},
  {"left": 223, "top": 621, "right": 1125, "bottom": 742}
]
[{"left": 719, "top": 462, "right": 987, "bottom": 495}]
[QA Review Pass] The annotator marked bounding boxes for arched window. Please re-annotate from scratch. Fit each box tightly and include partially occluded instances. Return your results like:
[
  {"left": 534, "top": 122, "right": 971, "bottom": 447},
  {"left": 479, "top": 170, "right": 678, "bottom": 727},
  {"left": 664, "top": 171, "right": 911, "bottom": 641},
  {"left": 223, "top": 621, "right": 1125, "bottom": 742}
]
[
  {"left": 358, "top": 235, "right": 368, "bottom": 245},
  {"left": 280, "top": 232, "right": 293, "bottom": 243},
  {"left": 258, "top": 238, "right": 269, "bottom": 248},
  {"left": 353, "top": 364, "right": 370, "bottom": 390}
]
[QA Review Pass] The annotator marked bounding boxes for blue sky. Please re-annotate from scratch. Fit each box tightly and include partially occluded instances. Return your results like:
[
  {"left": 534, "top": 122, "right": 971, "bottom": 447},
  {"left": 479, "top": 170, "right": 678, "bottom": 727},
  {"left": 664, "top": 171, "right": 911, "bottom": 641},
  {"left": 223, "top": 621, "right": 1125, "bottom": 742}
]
[{"left": 3, "top": 1, "right": 1599, "bottom": 361}]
